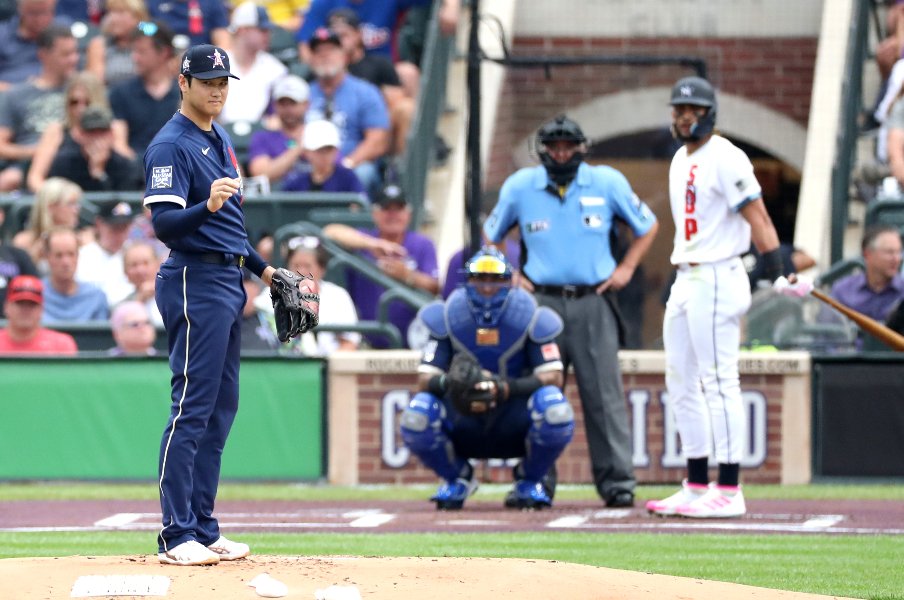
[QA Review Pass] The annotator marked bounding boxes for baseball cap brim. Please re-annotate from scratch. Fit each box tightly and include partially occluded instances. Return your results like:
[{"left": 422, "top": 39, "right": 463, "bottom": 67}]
[
  {"left": 7, "top": 291, "right": 42, "bottom": 304},
  {"left": 190, "top": 70, "right": 240, "bottom": 80}
]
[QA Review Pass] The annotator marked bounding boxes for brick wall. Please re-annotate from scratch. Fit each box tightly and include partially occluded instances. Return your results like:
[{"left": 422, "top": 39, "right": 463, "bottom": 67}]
[
  {"left": 486, "top": 36, "right": 818, "bottom": 189},
  {"left": 356, "top": 371, "right": 790, "bottom": 486}
]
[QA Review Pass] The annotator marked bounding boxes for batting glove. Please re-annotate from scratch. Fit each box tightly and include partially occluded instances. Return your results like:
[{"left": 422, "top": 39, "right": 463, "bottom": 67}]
[{"left": 773, "top": 275, "right": 813, "bottom": 298}]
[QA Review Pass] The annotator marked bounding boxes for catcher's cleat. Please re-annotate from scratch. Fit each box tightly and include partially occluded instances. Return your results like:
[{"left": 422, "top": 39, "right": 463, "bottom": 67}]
[
  {"left": 645, "top": 479, "right": 708, "bottom": 516},
  {"left": 505, "top": 464, "right": 556, "bottom": 508},
  {"left": 504, "top": 480, "right": 552, "bottom": 510},
  {"left": 431, "top": 476, "right": 479, "bottom": 510}
]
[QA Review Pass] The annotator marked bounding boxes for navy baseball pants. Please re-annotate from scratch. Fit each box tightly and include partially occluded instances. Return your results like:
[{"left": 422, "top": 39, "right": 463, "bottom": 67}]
[{"left": 154, "top": 254, "right": 245, "bottom": 553}]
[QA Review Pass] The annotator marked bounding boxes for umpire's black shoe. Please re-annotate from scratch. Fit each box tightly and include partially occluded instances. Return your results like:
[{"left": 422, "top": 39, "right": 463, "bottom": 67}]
[{"left": 605, "top": 491, "right": 635, "bottom": 508}]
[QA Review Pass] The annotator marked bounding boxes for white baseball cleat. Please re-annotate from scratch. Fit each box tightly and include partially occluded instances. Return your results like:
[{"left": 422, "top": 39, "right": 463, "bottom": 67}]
[
  {"left": 158, "top": 540, "right": 220, "bottom": 566},
  {"left": 674, "top": 484, "right": 746, "bottom": 518},
  {"left": 207, "top": 535, "right": 251, "bottom": 560},
  {"left": 645, "top": 479, "right": 708, "bottom": 516}
]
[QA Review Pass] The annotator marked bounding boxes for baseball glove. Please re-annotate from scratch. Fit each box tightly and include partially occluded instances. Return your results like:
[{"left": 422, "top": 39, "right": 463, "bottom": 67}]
[
  {"left": 270, "top": 268, "right": 320, "bottom": 343},
  {"left": 445, "top": 353, "right": 504, "bottom": 415}
]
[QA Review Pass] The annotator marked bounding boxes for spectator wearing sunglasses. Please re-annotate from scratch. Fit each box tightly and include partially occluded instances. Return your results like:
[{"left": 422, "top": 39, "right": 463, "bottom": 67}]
[
  {"left": 27, "top": 71, "right": 134, "bottom": 192},
  {"left": 85, "top": 0, "right": 151, "bottom": 86},
  {"left": 108, "top": 20, "right": 181, "bottom": 158},
  {"left": 109, "top": 300, "right": 158, "bottom": 356},
  {"left": 306, "top": 27, "right": 389, "bottom": 197},
  {"left": 256, "top": 235, "right": 360, "bottom": 355}
]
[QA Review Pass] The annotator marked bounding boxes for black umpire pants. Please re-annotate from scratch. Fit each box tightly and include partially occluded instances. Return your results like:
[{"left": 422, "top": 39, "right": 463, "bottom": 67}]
[{"left": 535, "top": 289, "right": 636, "bottom": 501}]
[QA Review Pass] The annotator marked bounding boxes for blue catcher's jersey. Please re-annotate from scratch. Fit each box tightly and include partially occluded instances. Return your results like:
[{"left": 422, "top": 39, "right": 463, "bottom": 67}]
[{"left": 417, "top": 287, "right": 564, "bottom": 379}]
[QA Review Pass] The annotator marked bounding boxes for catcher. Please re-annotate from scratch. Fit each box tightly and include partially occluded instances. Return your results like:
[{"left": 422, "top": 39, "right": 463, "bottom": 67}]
[{"left": 400, "top": 247, "right": 574, "bottom": 510}]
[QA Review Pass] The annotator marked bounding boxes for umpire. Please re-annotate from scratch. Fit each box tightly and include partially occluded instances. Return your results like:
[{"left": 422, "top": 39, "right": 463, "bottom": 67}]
[{"left": 483, "top": 115, "right": 659, "bottom": 507}]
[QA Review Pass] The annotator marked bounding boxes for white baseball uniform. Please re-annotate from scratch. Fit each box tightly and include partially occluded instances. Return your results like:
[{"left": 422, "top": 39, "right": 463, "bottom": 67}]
[{"left": 664, "top": 134, "right": 761, "bottom": 464}]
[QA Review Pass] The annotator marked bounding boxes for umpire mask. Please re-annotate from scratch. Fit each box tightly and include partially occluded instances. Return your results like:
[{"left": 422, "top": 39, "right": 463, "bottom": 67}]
[
  {"left": 536, "top": 115, "right": 587, "bottom": 187},
  {"left": 464, "top": 247, "right": 513, "bottom": 328}
]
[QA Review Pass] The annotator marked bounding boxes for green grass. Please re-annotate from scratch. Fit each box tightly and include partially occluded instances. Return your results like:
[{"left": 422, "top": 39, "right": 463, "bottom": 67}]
[
  {"left": 1, "top": 481, "right": 903, "bottom": 501},
  {"left": 0, "top": 531, "right": 902, "bottom": 599},
  {"left": 1, "top": 482, "right": 903, "bottom": 598}
]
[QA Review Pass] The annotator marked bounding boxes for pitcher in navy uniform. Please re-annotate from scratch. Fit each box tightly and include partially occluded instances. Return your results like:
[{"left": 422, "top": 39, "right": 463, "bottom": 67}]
[
  {"left": 400, "top": 247, "right": 575, "bottom": 510},
  {"left": 144, "top": 44, "right": 277, "bottom": 566}
]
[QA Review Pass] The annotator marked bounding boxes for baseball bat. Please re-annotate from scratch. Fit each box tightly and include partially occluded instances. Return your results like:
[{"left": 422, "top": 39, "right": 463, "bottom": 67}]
[{"left": 810, "top": 289, "right": 904, "bottom": 351}]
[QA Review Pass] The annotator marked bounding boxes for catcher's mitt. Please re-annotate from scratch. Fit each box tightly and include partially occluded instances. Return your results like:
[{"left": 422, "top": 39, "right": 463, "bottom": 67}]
[
  {"left": 271, "top": 268, "right": 320, "bottom": 343},
  {"left": 445, "top": 353, "right": 505, "bottom": 415}
]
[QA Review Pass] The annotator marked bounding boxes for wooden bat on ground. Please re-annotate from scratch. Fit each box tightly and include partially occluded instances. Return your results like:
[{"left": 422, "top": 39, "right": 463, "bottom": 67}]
[{"left": 810, "top": 289, "right": 904, "bottom": 351}]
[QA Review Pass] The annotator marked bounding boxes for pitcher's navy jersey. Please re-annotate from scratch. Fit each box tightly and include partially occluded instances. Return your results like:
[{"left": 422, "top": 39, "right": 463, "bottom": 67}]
[{"left": 143, "top": 112, "right": 248, "bottom": 255}]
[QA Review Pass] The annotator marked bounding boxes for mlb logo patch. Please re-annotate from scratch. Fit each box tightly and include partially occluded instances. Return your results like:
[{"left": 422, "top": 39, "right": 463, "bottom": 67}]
[
  {"left": 151, "top": 166, "right": 173, "bottom": 189},
  {"left": 541, "top": 342, "right": 560, "bottom": 361}
]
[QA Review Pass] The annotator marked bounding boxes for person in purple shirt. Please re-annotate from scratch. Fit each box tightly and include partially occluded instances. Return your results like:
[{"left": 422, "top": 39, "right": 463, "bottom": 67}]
[
  {"left": 830, "top": 224, "right": 904, "bottom": 327},
  {"left": 282, "top": 119, "right": 364, "bottom": 195},
  {"left": 247, "top": 74, "right": 310, "bottom": 189},
  {"left": 323, "top": 183, "right": 438, "bottom": 348}
]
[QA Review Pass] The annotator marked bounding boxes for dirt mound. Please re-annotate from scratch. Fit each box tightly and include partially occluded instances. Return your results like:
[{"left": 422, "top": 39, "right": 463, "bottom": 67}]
[{"left": 0, "top": 555, "right": 856, "bottom": 599}]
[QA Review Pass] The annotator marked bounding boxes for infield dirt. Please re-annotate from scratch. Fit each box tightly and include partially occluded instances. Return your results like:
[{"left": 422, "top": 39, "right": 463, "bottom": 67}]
[{"left": 0, "top": 555, "right": 859, "bottom": 599}]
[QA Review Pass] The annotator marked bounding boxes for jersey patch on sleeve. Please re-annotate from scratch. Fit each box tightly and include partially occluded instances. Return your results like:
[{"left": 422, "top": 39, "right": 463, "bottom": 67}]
[
  {"left": 151, "top": 166, "right": 174, "bottom": 189},
  {"left": 540, "top": 342, "right": 560, "bottom": 361}
]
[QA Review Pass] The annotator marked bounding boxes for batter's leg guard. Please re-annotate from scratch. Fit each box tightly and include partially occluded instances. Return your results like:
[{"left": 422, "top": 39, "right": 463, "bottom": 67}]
[
  {"left": 506, "top": 386, "right": 574, "bottom": 510},
  {"left": 400, "top": 392, "right": 474, "bottom": 509}
]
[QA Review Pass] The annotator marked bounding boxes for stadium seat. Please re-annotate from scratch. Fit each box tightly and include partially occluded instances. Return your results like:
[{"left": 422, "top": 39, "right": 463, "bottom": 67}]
[{"left": 865, "top": 199, "right": 904, "bottom": 234}]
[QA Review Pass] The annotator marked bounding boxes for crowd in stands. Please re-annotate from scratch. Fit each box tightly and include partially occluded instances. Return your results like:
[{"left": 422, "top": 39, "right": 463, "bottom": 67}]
[{"left": 0, "top": 0, "right": 462, "bottom": 355}]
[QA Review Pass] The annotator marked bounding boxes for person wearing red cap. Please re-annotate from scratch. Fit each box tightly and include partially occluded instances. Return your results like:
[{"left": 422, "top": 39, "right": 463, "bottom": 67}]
[{"left": 0, "top": 275, "right": 77, "bottom": 354}]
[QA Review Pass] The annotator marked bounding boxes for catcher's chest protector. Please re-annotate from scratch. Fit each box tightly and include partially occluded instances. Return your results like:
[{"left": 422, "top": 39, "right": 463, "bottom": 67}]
[{"left": 445, "top": 289, "right": 536, "bottom": 378}]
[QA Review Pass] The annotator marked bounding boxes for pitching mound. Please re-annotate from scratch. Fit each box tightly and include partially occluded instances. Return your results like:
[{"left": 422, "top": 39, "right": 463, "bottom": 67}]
[{"left": 0, "top": 555, "right": 855, "bottom": 599}]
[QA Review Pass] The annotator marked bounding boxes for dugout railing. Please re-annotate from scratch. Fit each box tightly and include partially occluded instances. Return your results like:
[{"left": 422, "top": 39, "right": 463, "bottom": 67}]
[{"left": 273, "top": 221, "right": 436, "bottom": 346}]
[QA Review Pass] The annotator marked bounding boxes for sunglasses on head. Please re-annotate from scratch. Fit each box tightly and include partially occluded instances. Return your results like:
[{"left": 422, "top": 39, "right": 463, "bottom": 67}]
[
  {"left": 137, "top": 21, "right": 159, "bottom": 36},
  {"left": 287, "top": 236, "right": 321, "bottom": 251}
]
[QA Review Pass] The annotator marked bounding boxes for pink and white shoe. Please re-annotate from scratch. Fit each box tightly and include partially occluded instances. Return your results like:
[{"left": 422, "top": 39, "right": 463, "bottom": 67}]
[
  {"left": 675, "top": 484, "right": 746, "bottom": 518},
  {"left": 645, "top": 479, "right": 708, "bottom": 516}
]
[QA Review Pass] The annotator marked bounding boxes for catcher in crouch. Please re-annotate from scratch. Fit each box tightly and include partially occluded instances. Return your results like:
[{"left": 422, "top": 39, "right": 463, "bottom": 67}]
[{"left": 400, "top": 247, "right": 575, "bottom": 510}]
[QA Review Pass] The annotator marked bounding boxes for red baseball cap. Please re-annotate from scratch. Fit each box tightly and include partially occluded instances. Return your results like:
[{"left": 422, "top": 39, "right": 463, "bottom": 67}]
[{"left": 7, "top": 275, "right": 43, "bottom": 304}]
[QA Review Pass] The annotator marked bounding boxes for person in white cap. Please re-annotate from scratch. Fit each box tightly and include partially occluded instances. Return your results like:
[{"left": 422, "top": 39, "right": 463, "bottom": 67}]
[
  {"left": 247, "top": 74, "right": 310, "bottom": 186},
  {"left": 282, "top": 119, "right": 364, "bottom": 195},
  {"left": 219, "top": 1, "right": 287, "bottom": 124}
]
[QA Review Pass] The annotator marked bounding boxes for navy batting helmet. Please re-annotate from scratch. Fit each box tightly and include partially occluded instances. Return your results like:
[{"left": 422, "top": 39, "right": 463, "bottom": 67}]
[
  {"left": 669, "top": 76, "right": 717, "bottom": 142},
  {"left": 536, "top": 115, "right": 587, "bottom": 186}
]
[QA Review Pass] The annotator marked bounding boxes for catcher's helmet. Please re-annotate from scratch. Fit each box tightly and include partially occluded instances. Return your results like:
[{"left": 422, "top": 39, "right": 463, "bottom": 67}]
[
  {"left": 536, "top": 115, "right": 587, "bottom": 186},
  {"left": 669, "top": 76, "right": 717, "bottom": 142},
  {"left": 464, "top": 246, "right": 513, "bottom": 327}
]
